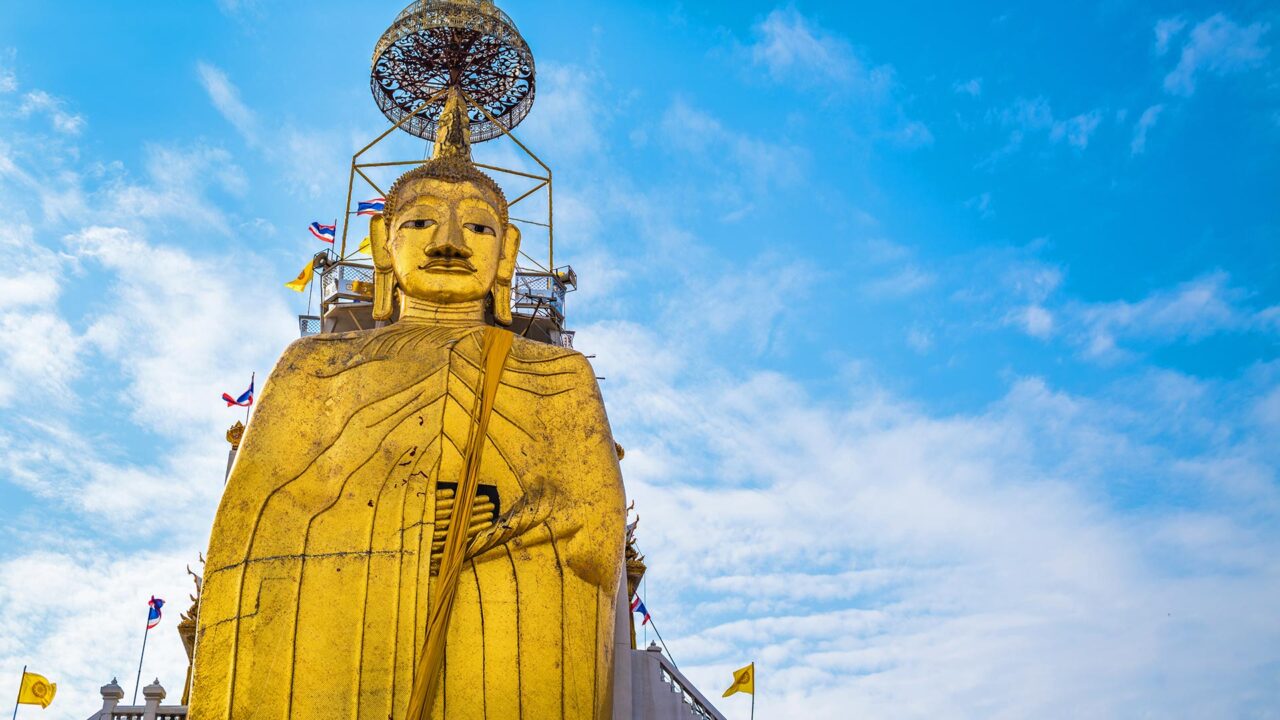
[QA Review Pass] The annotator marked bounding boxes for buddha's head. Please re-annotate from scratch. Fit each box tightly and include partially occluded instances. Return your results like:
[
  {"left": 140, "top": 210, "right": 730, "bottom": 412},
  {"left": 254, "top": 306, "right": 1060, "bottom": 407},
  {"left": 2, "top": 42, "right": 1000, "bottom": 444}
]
[
  {"left": 368, "top": 88, "right": 521, "bottom": 325},
  {"left": 369, "top": 156, "right": 521, "bottom": 325}
]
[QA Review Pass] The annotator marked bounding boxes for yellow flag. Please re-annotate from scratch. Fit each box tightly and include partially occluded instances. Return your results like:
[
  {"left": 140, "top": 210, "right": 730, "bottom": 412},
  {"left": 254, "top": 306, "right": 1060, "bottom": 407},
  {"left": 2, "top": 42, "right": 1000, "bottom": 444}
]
[
  {"left": 356, "top": 236, "right": 372, "bottom": 255},
  {"left": 722, "top": 662, "right": 754, "bottom": 697},
  {"left": 285, "top": 258, "right": 315, "bottom": 292},
  {"left": 18, "top": 670, "right": 57, "bottom": 708}
]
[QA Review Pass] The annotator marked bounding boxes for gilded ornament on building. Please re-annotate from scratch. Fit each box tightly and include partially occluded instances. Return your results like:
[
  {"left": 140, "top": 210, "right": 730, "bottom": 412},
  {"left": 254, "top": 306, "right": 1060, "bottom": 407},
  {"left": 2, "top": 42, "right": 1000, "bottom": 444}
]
[{"left": 224, "top": 421, "right": 244, "bottom": 450}]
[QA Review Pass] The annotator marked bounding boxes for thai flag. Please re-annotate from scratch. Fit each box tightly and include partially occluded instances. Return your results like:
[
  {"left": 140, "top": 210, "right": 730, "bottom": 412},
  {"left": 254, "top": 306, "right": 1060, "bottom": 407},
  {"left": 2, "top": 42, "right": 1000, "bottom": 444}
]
[
  {"left": 222, "top": 379, "right": 254, "bottom": 407},
  {"left": 630, "top": 596, "right": 651, "bottom": 626},
  {"left": 309, "top": 222, "right": 336, "bottom": 243},
  {"left": 357, "top": 198, "right": 386, "bottom": 216},
  {"left": 146, "top": 596, "right": 165, "bottom": 630}
]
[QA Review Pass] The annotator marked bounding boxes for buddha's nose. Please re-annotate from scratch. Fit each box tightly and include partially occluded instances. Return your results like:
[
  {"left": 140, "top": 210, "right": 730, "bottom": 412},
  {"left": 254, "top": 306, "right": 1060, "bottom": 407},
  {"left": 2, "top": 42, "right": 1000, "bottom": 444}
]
[{"left": 424, "top": 223, "right": 473, "bottom": 258}]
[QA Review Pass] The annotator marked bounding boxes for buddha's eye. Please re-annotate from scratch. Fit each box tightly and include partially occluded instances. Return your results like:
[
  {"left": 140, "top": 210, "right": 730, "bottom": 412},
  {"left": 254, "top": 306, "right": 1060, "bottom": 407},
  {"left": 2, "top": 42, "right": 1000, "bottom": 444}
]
[
  {"left": 400, "top": 218, "right": 435, "bottom": 230},
  {"left": 464, "top": 222, "right": 496, "bottom": 236}
]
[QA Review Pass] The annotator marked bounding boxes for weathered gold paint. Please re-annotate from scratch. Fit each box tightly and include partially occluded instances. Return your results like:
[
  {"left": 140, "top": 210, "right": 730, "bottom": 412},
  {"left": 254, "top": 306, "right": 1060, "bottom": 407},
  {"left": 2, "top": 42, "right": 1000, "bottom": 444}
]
[{"left": 190, "top": 156, "right": 626, "bottom": 718}]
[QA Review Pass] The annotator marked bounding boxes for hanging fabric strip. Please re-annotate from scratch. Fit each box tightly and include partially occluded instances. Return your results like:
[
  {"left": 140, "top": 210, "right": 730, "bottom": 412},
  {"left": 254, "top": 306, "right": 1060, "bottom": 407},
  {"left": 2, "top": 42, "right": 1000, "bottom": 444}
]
[{"left": 408, "top": 326, "right": 514, "bottom": 720}]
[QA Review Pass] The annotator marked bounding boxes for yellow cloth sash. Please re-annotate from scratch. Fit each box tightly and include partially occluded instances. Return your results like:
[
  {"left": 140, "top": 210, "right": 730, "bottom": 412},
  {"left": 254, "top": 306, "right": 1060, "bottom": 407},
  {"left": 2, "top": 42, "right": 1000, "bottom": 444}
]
[{"left": 408, "top": 326, "right": 513, "bottom": 720}]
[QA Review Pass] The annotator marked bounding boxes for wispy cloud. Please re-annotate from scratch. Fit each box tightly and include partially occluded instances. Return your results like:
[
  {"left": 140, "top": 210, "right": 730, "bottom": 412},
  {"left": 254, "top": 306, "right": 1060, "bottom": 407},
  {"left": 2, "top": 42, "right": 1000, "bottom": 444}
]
[
  {"left": 195, "top": 61, "right": 345, "bottom": 199},
  {"left": 197, "top": 61, "right": 257, "bottom": 143},
  {"left": 658, "top": 98, "right": 807, "bottom": 217},
  {"left": 1073, "top": 272, "right": 1251, "bottom": 360},
  {"left": 965, "top": 191, "right": 993, "bottom": 217},
  {"left": 587, "top": 318, "right": 1280, "bottom": 717},
  {"left": 0, "top": 67, "right": 302, "bottom": 711},
  {"left": 1162, "top": 14, "right": 1271, "bottom": 96},
  {"left": 992, "top": 97, "right": 1105, "bottom": 155},
  {"left": 1154, "top": 17, "right": 1188, "bottom": 56},
  {"left": 1130, "top": 104, "right": 1164, "bottom": 155},
  {"left": 953, "top": 77, "right": 983, "bottom": 97},
  {"left": 740, "top": 7, "right": 930, "bottom": 146},
  {"left": 1003, "top": 271, "right": 1276, "bottom": 361},
  {"left": 17, "top": 90, "right": 84, "bottom": 134},
  {"left": 747, "top": 7, "right": 886, "bottom": 93}
]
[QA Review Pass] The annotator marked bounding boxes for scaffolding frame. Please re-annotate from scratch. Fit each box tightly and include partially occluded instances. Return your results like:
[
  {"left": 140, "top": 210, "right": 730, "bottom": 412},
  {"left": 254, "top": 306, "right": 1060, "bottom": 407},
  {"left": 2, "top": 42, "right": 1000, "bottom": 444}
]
[{"left": 336, "top": 87, "right": 554, "bottom": 274}]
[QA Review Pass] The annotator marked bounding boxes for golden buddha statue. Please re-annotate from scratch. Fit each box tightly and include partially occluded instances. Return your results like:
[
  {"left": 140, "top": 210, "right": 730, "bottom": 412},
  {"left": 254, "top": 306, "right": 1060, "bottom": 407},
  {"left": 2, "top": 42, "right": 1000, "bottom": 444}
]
[{"left": 190, "top": 89, "right": 626, "bottom": 720}]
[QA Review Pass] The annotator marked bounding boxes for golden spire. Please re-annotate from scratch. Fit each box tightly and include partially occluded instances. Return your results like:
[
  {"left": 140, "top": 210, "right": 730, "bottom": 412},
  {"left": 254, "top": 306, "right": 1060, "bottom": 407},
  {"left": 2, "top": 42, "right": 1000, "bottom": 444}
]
[{"left": 432, "top": 86, "right": 472, "bottom": 161}]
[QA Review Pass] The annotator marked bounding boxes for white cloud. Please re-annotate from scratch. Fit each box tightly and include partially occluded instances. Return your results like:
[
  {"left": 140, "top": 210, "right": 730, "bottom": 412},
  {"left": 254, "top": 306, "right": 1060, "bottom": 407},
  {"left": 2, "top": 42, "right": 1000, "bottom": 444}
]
[
  {"left": 748, "top": 7, "right": 887, "bottom": 93},
  {"left": 0, "top": 49, "right": 15, "bottom": 93},
  {"left": 954, "top": 77, "right": 982, "bottom": 97},
  {"left": 862, "top": 264, "right": 935, "bottom": 299},
  {"left": 1163, "top": 14, "right": 1271, "bottom": 96},
  {"left": 521, "top": 63, "right": 604, "bottom": 160},
  {"left": 0, "top": 312, "right": 79, "bottom": 406},
  {"left": 1009, "top": 271, "right": 1280, "bottom": 361},
  {"left": 906, "top": 327, "right": 933, "bottom": 353},
  {"left": 668, "top": 255, "right": 815, "bottom": 355},
  {"left": 1049, "top": 110, "right": 1103, "bottom": 149},
  {"left": 1130, "top": 103, "right": 1164, "bottom": 155},
  {"left": 194, "top": 63, "right": 347, "bottom": 200},
  {"left": 196, "top": 61, "right": 257, "bottom": 143},
  {"left": 1154, "top": 17, "right": 1187, "bottom": 56},
  {"left": 586, "top": 320, "right": 1280, "bottom": 717},
  {"left": 105, "top": 144, "right": 245, "bottom": 232},
  {"left": 18, "top": 90, "right": 84, "bottom": 135},
  {"left": 0, "top": 548, "right": 200, "bottom": 717},
  {"left": 965, "top": 191, "right": 992, "bottom": 217},
  {"left": 885, "top": 119, "right": 933, "bottom": 148},
  {"left": 658, "top": 98, "right": 807, "bottom": 215},
  {"left": 741, "top": 8, "right": 928, "bottom": 144},
  {"left": 1077, "top": 272, "right": 1243, "bottom": 356},
  {"left": 995, "top": 98, "right": 1105, "bottom": 153},
  {"left": 0, "top": 69, "right": 307, "bottom": 710},
  {"left": 1011, "top": 304, "right": 1055, "bottom": 339}
]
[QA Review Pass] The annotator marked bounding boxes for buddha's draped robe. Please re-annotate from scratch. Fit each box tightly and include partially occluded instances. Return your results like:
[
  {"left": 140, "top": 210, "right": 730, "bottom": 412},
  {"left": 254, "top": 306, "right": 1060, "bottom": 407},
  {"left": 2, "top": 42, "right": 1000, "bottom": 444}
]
[{"left": 191, "top": 323, "right": 625, "bottom": 720}]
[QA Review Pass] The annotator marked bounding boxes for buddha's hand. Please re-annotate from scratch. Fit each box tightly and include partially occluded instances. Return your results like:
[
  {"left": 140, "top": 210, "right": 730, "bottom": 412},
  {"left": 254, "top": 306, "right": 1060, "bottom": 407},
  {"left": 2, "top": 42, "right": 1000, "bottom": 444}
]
[{"left": 466, "top": 486, "right": 580, "bottom": 560}]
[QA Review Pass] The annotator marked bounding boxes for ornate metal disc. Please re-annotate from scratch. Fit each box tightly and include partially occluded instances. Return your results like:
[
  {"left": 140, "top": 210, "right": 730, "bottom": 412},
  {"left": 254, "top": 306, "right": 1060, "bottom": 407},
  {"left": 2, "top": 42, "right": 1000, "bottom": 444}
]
[{"left": 371, "top": 0, "right": 536, "bottom": 143}]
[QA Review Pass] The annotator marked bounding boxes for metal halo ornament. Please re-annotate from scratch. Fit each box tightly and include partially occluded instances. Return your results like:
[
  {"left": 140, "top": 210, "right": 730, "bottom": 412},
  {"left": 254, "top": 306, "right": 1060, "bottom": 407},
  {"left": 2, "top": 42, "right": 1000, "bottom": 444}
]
[{"left": 371, "top": 0, "right": 536, "bottom": 143}]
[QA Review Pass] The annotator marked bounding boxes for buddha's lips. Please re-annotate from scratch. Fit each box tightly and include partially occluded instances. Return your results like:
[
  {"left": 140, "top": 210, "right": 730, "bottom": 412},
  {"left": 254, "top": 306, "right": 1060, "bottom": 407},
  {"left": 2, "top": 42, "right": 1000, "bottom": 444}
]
[{"left": 421, "top": 257, "right": 476, "bottom": 271}]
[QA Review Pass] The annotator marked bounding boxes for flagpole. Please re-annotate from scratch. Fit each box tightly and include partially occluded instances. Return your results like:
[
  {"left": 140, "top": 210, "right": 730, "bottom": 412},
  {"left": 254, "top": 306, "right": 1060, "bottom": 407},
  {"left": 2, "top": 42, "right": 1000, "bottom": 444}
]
[
  {"left": 11, "top": 664, "right": 25, "bottom": 720},
  {"left": 750, "top": 661, "right": 755, "bottom": 720},
  {"left": 643, "top": 614, "right": 678, "bottom": 671},
  {"left": 132, "top": 612, "right": 151, "bottom": 705},
  {"left": 245, "top": 372, "right": 255, "bottom": 425}
]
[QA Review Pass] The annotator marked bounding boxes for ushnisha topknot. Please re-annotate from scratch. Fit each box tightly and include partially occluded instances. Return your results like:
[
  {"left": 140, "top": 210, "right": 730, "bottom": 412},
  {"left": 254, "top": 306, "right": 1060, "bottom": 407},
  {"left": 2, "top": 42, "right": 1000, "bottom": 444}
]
[{"left": 382, "top": 156, "right": 509, "bottom": 226}]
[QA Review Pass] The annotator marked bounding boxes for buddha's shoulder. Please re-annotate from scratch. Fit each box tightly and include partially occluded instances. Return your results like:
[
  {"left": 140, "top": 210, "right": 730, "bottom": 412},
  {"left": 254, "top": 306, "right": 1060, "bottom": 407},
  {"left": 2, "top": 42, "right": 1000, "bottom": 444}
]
[
  {"left": 272, "top": 326, "right": 592, "bottom": 373},
  {"left": 272, "top": 325, "right": 413, "bottom": 372},
  {"left": 277, "top": 329, "right": 370, "bottom": 362},
  {"left": 505, "top": 333, "right": 596, "bottom": 376}
]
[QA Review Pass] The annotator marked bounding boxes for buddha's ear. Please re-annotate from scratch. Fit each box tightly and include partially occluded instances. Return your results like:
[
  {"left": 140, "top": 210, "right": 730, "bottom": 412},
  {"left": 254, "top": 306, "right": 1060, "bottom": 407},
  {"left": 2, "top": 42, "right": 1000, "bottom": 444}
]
[
  {"left": 369, "top": 214, "right": 393, "bottom": 272},
  {"left": 490, "top": 223, "right": 521, "bottom": 327},
  {"left": 370, "top": 214, "right": 396, "bottom": 321},
  {"left": 497, "top": 222, "right": 521, "bottom": 283}
]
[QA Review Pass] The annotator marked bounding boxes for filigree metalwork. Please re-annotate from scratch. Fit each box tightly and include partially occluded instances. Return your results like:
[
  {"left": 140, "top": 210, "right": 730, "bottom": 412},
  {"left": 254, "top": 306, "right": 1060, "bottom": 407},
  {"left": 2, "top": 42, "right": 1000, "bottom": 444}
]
[{"left": 371, "top": 0, "right": 535, "bottom": 142}]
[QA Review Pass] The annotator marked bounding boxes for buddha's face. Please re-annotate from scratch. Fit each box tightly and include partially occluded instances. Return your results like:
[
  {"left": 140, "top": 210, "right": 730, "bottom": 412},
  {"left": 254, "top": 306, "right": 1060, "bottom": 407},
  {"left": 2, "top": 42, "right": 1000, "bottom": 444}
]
[{"left": 377, "top": 178, "right": 518, "bottom": 305}]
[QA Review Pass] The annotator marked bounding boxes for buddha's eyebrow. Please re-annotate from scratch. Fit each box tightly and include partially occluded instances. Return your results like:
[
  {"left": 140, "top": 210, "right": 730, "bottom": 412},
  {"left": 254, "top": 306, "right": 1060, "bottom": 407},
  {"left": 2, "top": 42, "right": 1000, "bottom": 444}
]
[
  {"left": 458, "top": 197, "right": 500, "bottom": 212},
  {"left": 400, "top": 194, "right": 447, "bottom": 208}
]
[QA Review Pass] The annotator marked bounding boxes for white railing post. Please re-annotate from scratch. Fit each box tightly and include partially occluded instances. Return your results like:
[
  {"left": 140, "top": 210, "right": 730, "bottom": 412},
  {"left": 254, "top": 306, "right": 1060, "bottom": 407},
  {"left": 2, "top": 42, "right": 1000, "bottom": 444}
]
[
  {"left": 98, "top": 678, "right": 124, "bottom": 719},
  {"left": 141, "top": 679, "right": 165, "bottom": 720}
]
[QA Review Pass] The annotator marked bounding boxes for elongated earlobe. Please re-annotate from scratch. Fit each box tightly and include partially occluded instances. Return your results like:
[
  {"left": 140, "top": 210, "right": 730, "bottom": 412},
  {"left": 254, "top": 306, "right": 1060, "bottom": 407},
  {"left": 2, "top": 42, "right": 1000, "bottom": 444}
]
[
  {"left": 490, "top": 283, "right": 512, "bottom": 326},
  {"left": 370, "top": 214, "right": 396, "bottom": 321},
  {"left": 490, "top": 223, "right": 521, "bottom": 326}
]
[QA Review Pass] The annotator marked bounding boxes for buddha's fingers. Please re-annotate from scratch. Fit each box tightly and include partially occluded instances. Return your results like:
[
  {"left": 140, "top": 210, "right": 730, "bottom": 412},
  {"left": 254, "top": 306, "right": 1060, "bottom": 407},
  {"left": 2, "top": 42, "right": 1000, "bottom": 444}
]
[{"left": 466, "top": 488, "right": 569, "bottom": 560}]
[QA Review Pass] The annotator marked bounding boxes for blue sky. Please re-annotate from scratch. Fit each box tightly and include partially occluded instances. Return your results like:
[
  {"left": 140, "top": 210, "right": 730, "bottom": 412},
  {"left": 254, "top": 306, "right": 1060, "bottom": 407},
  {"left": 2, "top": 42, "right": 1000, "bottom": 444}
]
[{"left": 1, "top": 1, "right": 1278, "bottom": 717}]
